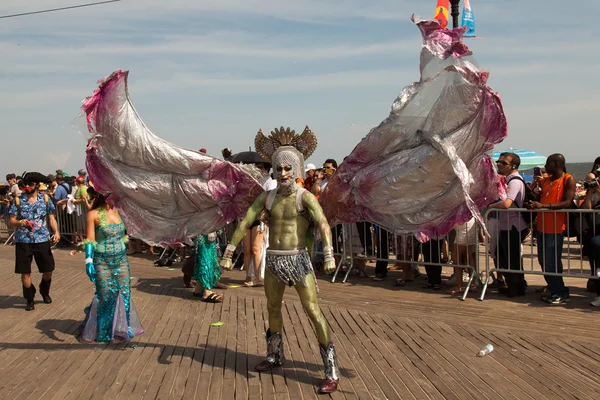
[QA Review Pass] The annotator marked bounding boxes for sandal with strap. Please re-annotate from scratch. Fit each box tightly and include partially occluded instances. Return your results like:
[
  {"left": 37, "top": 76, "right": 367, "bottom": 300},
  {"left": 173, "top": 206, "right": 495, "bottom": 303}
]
[{"left": 201, "top": 293, "right": 223, "bottom": 303}]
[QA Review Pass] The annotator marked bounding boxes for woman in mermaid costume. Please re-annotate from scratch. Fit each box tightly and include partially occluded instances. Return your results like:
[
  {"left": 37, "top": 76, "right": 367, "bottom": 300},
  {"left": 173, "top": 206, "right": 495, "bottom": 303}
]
[
  {"left": 192, "top": 232, "right": 224, "bottom": 303},
  {"left": 80, "top": 188, "right": 144, "bottom": 342}
]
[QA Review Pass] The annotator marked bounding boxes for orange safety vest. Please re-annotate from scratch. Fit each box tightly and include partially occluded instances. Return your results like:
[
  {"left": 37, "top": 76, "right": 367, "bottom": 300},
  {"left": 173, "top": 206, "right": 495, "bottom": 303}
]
[{"left": 536, "top": 173, "right": 572, "bottom": 234}]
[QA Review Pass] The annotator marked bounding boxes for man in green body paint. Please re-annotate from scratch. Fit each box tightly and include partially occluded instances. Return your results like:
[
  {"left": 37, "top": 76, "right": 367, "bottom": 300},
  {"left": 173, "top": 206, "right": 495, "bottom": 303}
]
[{"left": 220, "top": 126, "right": 340, "bottom": 394}]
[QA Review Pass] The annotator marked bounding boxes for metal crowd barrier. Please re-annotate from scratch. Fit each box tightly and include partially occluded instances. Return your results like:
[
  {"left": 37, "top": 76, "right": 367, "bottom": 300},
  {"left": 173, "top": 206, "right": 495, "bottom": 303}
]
[
  {"left": 321, "top": 221, "right": 482, "bottom": 301},
  {"left": 1, "top": 201, "right": 88, "bottom": 246},
  {"left": 480, "top": 207, "right": 600, "bottom": 301},
  {"left": 54, "top": 205, "right": 88, "bottom": 245}
]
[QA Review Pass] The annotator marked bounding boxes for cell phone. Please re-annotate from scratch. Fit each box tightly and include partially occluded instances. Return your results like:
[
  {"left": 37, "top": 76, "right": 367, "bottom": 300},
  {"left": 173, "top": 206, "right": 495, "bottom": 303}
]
[{"left": 533, "top": 167, "right": 541, "bottom": 177}]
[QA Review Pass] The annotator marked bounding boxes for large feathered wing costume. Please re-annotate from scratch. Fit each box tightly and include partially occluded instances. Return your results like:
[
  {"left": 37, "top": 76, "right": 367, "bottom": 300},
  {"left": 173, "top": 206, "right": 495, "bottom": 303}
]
[
  {"left": 320, "top": 18, "right": 507, "bottom": 242},
  {"left": 83, "top": 70, "right": 263, "bottom": 246}
]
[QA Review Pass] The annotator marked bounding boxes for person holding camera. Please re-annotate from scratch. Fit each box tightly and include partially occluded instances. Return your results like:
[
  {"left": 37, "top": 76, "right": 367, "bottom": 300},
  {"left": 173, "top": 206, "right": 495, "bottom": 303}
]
[
  {"left": 581, "top": 159, "right": 600, "bottom": 306},
  {"left": 528, "top": 154, "right": 576, "bottom": 305},
  {"left": 8, "top": 172, "right": 60, "bottom": 311}
]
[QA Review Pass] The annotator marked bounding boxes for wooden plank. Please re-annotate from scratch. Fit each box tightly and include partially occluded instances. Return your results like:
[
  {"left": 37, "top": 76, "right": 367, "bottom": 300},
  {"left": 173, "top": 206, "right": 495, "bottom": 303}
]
[
  {"left": 422, "top": 318, "right": 527, "bottom": 400},
  {"left": 195, "top": 296, "right": 226, "bottom": 399},
  {"left": 381, "top": 315, "right": 461, "bottom": 400},
  {"left": 483, "top": 328, "right": 598, "bottom": 399},
  {"left": 255, "top": 296, "right": 276, "bottom": 400},
  {"left": 180, "top": 296, "right": 220, "bottom": 400},
  {"left": 169, "top": 296, "right": 208, "bottom": 400},
  {"left": 351, "top": 311, "right": 437, "bottom": 400},
  {"left": 336, "top": 308, "right": 405, "bottom": 400},
  {"left": 221, "top": 295, "right": 241, "bottom": 400},
  {"left": 245, "top": 296, "right": 263, "bottom": 400},
  {"left": 233, "top": 294, "right": 249, "bottom": 400},
  {"left": 208, "top": 293, "right": 231, "bottom": 400},
  {"left": 116, "top": 287, "right": 180, "bottom": 399},
  {"left": 1, "top": 245, "right": 600, "bottom": 400},
  {"left": 320, "top": 306, "right": 373, "bottom": 400},
  {"left": 452, "top": 324, "right": 572, "bottom": 400},
  {"left": 154, "top": 294, "right": 197, "bottom": 399},
  {"left": 327, "top": 305, "right": 387, "bottom": 399},
  {"left": 129, "top": 286, "right": 187, "bottom": 400},
  {"left": 281, "top": 300, "right": 317, "bottom": 400},
  {"left": 102, "top": 281, "right": 174, "bottom": 399}
]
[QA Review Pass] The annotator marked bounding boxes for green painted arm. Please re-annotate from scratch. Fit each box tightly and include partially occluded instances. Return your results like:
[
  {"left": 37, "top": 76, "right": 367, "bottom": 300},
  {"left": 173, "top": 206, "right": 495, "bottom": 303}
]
[
  {"left": 228, "top": 191, "right": 268, "bottom": 246},
  {"left": 303, "top": 191, "right": 332, "bottom": 248}
]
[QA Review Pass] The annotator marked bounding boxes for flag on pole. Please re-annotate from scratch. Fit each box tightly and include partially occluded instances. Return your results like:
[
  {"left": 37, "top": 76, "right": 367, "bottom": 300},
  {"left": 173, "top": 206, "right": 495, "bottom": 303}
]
[
  {"left": 461, "top": 0, "right": 476, "bottom": 37},
  {"left": 434, "top": 0, "right": 450, "bottom": 29}
]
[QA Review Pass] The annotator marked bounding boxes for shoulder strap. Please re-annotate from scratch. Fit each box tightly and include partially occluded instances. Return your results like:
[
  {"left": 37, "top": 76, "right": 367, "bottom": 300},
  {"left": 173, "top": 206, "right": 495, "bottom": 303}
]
[
  {"left": 296, "top": 188, "right": 306, "bottom": 213},
  {"left": 505, "top": 175, "right": 527, "bottom": 207},
  {"left": 265, "top": 189, "right": 278, "bottom": 211},
  {"left": 506, "top": 174, "right": 525, "bottom": 184}
]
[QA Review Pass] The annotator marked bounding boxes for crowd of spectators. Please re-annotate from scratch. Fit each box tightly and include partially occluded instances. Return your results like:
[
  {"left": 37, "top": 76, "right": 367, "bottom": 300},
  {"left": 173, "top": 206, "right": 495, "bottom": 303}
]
[{"left": 2, "top": 152, "right": 600, "bottom": 307}]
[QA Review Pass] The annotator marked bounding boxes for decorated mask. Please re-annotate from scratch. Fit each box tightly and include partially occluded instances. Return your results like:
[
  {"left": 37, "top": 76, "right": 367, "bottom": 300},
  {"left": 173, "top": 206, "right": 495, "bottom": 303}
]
[{"left": 255, "top": 126, "right": 318, "bottom": 195}]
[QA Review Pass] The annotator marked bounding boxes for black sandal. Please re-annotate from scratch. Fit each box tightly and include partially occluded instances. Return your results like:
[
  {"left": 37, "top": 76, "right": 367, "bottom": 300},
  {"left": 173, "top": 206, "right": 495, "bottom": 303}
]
[{"left": 201, "top": 293, "right": 223, "bottom": 303}]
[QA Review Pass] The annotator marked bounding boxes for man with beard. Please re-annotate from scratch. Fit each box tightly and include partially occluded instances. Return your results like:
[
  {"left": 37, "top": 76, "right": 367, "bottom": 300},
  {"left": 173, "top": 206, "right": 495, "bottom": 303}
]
[
  {"left": 220, "top": 127, "right": 340, "bottom": 394},
  {"left": 8, "top": 172, "right": 60, "bottom": 311}
]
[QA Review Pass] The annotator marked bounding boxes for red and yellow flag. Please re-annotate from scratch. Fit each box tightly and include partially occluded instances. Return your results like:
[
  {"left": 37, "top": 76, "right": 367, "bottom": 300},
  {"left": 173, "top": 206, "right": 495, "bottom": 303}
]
[{"left": 434, "top": 0, "right": 450, "bottom": 28}]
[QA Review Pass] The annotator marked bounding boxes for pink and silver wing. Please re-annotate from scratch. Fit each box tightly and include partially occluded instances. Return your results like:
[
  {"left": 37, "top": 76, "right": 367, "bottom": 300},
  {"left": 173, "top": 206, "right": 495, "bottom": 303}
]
[
  {"left": 83, "top": 70, "right": 263, "bottom": 246},
  {"left": 320, "top": 18, "right": 507, "bottom": 242}
]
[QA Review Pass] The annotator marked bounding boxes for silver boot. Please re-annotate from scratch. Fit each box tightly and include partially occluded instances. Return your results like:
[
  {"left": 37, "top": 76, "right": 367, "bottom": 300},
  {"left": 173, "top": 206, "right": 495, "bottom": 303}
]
[
  {"left": 318, "top": 343, "right": 340, "bottom": 393},
  {"left": 255, "top": 329, "right": 284, "bottom": 371}
]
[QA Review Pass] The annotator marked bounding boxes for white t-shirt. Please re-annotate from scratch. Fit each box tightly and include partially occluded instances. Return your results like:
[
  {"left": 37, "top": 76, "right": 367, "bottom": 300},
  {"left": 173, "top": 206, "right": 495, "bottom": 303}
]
[
  {"left": 261, "top": 177, "right": 277, "bottom": 191},
  {"left": 10, "top": 183, "right": 21, "bottom": 200}
]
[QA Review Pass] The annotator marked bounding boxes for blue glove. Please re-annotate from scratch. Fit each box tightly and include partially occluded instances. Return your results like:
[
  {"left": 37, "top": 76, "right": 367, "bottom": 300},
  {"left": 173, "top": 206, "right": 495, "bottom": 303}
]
[{"left": 85, "top": 242, "right": 95, "bottom": 283}]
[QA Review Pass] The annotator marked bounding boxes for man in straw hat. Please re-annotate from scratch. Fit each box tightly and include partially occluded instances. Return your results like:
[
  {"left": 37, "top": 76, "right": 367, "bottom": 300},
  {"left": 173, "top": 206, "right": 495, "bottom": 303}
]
[{"left": 220, "top": 126, "right": 340, "bottom": 394}]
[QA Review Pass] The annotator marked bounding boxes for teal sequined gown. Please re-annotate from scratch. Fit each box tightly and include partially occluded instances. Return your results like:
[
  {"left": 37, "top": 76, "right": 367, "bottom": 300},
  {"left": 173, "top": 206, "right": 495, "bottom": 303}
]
[
  {"left": 193, "top": 234, "right": 221, "bottom": 291},
  {"left": 80, "top": 222, "right": 144, "bottom": 342}
]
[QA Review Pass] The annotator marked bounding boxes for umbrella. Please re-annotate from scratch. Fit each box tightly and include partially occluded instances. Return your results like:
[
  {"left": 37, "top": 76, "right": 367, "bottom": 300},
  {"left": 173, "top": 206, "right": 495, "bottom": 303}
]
[
  {"left": 491, "top": 149, "right": 546, "bottom": 171},
  {"left": 230, "top": 151, "right": 268, "bottom": 164}
]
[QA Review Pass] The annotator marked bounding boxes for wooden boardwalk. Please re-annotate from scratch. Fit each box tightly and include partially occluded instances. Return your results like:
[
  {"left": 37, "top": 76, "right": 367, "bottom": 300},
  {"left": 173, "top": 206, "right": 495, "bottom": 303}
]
[{"left": 1, "top": 245, "right": 600, "bottom": 399}]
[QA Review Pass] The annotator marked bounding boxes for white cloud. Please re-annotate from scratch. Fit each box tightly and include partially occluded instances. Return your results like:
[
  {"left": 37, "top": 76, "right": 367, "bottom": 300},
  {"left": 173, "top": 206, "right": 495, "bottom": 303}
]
[{"left": 1, "top": 0, "right": 599, "bottom": 176}]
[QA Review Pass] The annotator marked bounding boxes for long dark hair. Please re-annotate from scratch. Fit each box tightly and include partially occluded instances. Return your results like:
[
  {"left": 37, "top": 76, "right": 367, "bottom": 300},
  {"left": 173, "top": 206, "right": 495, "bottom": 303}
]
[{"left": 86, "top": 187, "right": 107, "bottom": 210}]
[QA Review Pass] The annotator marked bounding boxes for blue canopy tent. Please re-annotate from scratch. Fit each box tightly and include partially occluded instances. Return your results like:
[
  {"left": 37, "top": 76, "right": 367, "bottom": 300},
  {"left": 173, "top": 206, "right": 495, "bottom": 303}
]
[{"left": 491, "top": 149, "right": 546, "bottom": 171}]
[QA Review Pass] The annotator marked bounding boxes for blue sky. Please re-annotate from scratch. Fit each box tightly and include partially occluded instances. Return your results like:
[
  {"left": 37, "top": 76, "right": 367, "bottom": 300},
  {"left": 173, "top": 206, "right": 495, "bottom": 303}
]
[{"left": 1, "top": 0, "right": 598, "bottom": 178}]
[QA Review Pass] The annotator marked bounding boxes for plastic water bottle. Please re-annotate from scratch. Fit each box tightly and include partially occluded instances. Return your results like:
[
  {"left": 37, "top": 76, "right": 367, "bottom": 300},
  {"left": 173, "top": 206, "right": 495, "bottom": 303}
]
[{"left": 477, "top": 344, "right": 494, "bottom": 357}]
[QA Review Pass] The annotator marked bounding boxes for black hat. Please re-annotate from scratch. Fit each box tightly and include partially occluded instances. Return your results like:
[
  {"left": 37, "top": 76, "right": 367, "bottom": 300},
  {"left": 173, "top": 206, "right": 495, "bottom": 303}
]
[{"left": 23, "top": 172, "right": 51, "bottom": 184}]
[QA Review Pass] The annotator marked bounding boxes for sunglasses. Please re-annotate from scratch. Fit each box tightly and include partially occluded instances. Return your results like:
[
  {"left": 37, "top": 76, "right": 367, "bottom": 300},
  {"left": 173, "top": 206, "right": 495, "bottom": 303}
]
[
  {"left": 23, "top": 182, "right": 37, "bottom": 187},
  {"left": 495, "top": 160, "right": 510, "bottom": 166}
]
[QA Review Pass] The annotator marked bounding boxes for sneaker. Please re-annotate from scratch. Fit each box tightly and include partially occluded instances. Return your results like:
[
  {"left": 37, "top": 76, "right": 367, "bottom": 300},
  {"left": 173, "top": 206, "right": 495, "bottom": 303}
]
[
  {"left": 590, "top": 296, "right": 600, "bottom": 307},
  {"left": 544, "top": 294, "right": 568, "bottom": 305},
  {"left": 372, "top": 275, "right": 387, "bottom": 281}
]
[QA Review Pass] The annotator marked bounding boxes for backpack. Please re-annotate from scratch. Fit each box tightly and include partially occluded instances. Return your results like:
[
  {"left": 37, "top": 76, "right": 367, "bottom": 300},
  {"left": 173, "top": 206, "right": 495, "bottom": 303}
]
[
  {"left": 60, "top": 182, "right": 72, "bottom": 194},
  {"left": 506, "top": 175, "right": 536, "bottom": 225}
]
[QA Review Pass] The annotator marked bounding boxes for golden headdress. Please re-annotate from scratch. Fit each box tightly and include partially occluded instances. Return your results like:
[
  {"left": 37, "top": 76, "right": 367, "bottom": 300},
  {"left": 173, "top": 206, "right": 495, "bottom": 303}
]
[{"left": 255, "top": 126, "right": 318, "bottom": 180}]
